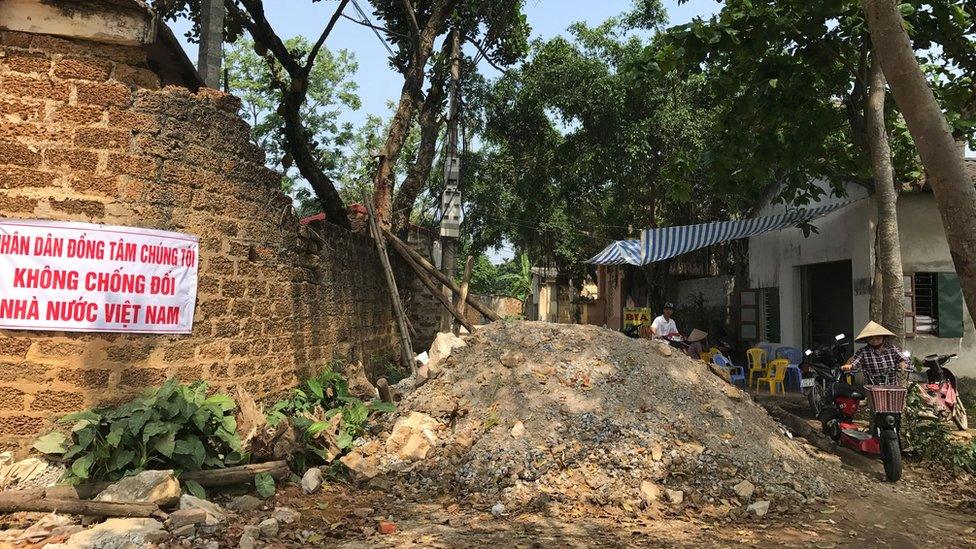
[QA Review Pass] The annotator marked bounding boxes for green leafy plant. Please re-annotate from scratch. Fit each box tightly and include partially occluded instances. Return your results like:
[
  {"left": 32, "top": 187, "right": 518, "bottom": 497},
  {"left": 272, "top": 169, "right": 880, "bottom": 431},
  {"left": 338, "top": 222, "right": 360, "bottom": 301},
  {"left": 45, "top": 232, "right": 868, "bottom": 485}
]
[
  {"left": 33, "top": 379, "right": 244, "bottom": 484},
  {"left": 265, "top": 366, "right": 395, "bottom": 470},
  {"left": 903, "top": 384, "right": 976, "bottom": 473},
  {"left": 184, "top": 479, "right": 207, "bottom": 500},
  {"left": 254, "top": 472, "right": 276, "bottom": 498}
]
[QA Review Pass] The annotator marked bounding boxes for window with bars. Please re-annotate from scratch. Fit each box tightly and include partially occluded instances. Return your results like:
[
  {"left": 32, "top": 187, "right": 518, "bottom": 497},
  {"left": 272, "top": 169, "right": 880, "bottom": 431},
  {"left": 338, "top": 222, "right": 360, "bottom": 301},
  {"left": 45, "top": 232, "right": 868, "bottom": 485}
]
[
  {"left": 905, "top": 272, "right": 963, "bottom": 338},
  {"left": 739, "top": 287, "right": 780, "bottom": 343}
]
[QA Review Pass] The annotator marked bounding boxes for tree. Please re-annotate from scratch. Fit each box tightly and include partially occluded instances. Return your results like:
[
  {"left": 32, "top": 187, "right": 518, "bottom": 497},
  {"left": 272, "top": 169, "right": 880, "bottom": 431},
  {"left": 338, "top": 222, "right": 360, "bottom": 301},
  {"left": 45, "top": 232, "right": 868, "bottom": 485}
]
[
  {"left": 224, "top": 37, "right": 360, "bottom": 196},
  {"left": 863, "top": 0, "right": 976, "bottom": 325},
  {"left": 656, "top": 0, "right": 975, "bottom": 335},
  {"left": 462, "top": 12, "right": 727, "bottom": 310},
  {"left": 160, "top": 0, "right": 355, "bottom": 228}
]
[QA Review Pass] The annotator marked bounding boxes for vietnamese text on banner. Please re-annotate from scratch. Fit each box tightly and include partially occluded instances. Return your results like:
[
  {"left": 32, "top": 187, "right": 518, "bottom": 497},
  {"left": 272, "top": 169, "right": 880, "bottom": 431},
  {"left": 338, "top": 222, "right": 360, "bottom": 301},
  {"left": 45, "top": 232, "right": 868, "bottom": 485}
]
[{"left": 0, "top": 218, "right": 199, "bottom": 334}]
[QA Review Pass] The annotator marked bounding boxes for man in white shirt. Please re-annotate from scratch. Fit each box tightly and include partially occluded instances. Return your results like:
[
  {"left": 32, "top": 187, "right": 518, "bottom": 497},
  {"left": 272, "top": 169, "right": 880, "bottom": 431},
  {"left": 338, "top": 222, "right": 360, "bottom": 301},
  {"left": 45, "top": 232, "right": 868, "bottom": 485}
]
[{"left": 650, "top": 302, "right": 679, "bottom": 338}]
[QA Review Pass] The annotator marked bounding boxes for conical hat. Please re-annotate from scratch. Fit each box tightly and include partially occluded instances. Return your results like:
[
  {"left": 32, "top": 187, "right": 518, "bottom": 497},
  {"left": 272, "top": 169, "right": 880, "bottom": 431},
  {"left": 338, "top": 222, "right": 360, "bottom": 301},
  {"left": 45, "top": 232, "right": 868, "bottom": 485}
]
[
  {"left": 688, "top": 328, "right": 708, "bottom": 342},
  {"left": 855, "top": 321, "right": 896, "bottom": 342}
]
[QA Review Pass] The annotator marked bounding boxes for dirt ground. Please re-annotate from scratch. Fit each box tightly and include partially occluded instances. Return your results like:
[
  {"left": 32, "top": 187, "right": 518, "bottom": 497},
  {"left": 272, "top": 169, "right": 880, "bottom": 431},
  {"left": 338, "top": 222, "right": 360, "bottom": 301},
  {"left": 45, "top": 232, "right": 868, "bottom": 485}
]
[{"left": 270, "top": 392, "right": 976, "bottom": 549}]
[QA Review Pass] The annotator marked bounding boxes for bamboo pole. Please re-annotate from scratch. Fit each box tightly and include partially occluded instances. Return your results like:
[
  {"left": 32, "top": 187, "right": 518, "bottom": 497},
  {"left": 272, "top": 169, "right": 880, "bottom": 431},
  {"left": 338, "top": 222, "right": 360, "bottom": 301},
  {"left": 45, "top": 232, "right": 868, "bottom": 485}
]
[
  {"left": 365, "top": 198, "right": 416, "bottom": 374},
  {"left": 454, "top": 255, "right": 475, "bottom": 334},
  {"left": 395, "top": 240, "right": 474, "bottom": 333},
  {"left": 383, "top": 229, "right": 501, "bottom": 322}
]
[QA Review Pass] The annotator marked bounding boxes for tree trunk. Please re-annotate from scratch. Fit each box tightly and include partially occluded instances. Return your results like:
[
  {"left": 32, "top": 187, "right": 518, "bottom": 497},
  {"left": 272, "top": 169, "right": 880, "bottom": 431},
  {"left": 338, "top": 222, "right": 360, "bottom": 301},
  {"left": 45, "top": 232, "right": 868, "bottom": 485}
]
[
  {"left": 373, "top": 0, "right": 458, "bottom": 227},
  {"left": 864, "top": 0, "right": 976, "bottom": 324},
  {"left": 390, "top": 36, "right": 452, "bottom": 231},
  {"left": 870, "top": 224, "right": 884, "bottom": 321},
  {"left": 865, "top": 52, "right": 904, "bottom": 338}
]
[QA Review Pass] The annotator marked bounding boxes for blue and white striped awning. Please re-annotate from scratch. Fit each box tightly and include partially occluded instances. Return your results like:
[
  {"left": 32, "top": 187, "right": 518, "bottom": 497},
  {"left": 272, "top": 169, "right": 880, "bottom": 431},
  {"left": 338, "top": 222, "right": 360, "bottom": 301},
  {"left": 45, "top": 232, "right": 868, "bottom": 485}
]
[
  {"left": 639, "top": 200, "right": 859, "bottom": 264},
  {"left": 588, "top": 239, "right": 643, "bottom": 266},
  {"left": 589, "top": 199, "right": 859, "bottom": 267}
]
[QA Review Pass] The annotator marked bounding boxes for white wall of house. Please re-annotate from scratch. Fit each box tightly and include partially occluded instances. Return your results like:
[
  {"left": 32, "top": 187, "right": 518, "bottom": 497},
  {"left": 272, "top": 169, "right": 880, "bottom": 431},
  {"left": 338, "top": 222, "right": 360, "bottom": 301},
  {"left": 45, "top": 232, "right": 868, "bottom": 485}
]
[
  {"left": 749, "top": 182, "right": 976, "bottom": 377},
  {"left": 749, "top": 181, "right": 873, "bottom": 350},
  {"left": 892, "top": 194, "right": 976, "bottom": 375}
]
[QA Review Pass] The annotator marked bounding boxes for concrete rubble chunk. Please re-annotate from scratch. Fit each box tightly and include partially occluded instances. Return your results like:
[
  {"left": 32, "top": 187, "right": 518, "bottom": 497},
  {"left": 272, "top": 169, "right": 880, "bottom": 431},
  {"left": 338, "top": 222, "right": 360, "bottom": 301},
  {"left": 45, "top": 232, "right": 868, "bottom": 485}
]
[
  {"left": 258, "top": 518, "right": 279, "bottom": 538},
  {"left": 427, "top": 332, "right": 467, "bottom": 375},
  {"left": 639, "top": 480, "right": 661, "bottom": 505},
  {"left": 385, "top": 411, "right": 439, "bottom": 462},
  {"left": 301, "top": 467, "right": 324, "bottom": 494},
  {"left": 271, "top": 506, "right": 301, "bottom": 524},
  {"left": 179, "top": 494, "right": 228, "bottom": 525},
  {"left": 747, "top": 500, "right": 771, "bottom": 517},
  {"left": 490, "top": 502, "right": 505, "bottom": 517},
  {"left": 238, "top": 525, "right": 260, "bottom": 549},
  {"left": 733, "top": 480, "right": 755, "bottom": 500},
  {"left": 510, "top": 421, "right": 526, "bottom": 438},
  {"left": 226, "top": 494, "right": 264, "bottom": 512},
  {"left": 665, "top": 489, "right": 684, "bottom": 505},
  {"left": 165, "top": 508, "right": 208, "bottom": 529},
  {"left": 44, "top": 518, "right": 165, "bottom": 549},
  {"left": 340, "top": 451, "right": 380, "bottom": 482},
  {"left": 94, "top": 470, "right": 180, "bottom": 504}
]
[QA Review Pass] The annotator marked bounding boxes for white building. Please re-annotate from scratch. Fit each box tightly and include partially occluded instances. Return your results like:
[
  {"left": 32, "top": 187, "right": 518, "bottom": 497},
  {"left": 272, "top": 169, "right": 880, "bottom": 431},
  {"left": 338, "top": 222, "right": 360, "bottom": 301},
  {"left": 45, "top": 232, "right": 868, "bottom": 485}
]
[{"left": 748, "top": 166, "right": 976, "bottom": 376}]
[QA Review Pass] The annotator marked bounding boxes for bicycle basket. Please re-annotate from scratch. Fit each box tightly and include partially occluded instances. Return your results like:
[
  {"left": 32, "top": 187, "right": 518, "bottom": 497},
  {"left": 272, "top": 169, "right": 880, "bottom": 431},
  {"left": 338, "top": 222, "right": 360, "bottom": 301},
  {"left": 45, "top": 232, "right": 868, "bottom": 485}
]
[{"left": 864, "top": 385, "right": 907, "bottom": 413}]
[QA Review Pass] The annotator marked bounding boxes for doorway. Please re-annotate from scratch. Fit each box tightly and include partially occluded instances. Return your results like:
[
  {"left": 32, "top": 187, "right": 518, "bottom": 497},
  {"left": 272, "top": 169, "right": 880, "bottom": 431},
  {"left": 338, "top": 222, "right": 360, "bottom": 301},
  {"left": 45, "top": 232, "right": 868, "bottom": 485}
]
[{"left": 800, "top": 260, "right": 854, "bottom": 349}]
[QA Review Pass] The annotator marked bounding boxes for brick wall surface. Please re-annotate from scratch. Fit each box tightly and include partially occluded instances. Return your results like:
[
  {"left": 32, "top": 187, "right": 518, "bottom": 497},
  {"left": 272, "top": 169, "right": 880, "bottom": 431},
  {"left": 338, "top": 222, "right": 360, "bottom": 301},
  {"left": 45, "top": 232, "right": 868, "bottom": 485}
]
[{"left": 0, "top": 30, "right": 411, "bottom": 452}]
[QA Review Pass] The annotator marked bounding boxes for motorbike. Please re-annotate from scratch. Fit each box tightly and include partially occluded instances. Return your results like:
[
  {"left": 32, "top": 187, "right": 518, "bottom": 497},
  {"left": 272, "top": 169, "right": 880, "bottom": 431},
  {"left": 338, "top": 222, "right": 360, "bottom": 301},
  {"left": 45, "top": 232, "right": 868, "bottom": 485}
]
[
  {"left": 800, "top": 333, "right": 850, "bottom": 417},
  {"left": 818, "top": 367, "right": 908, "bottom": 481},
  {"left": 919, "top": 353, "right": 968, "bottom": 431}
]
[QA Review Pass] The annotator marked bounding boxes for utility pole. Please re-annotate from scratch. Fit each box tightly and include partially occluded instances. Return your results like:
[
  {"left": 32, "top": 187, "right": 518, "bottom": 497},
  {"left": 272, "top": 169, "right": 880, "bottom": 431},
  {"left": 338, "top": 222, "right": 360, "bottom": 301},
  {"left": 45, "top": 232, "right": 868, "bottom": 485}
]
[
  {"left": 197, "top": 0, "right": 225, "bottom": 88},
  {"left": 438, "top": 29, "right": 461, "bottom": 332}
]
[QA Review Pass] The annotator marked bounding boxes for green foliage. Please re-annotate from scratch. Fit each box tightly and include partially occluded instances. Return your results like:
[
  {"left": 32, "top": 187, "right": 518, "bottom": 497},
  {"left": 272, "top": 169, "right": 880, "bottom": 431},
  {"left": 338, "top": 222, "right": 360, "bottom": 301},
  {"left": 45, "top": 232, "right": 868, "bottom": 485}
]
[
  {"left": 455, "top": 248, "right": 531, "bottom": 301},
  {"left": 184, "top": 480, "right": 207, "bottom": 500},
  {"left": 224, "top": 37, "right": 361, "bottom": 207},
  {"left": 903, "top": 384, "right": 976, "bottom": 472},
  {"left": 34, "top": 380, "right": 243, "bottom": 484},
  {"left": 266, "top": 365, "right": 394, "bottom": 470},
  {"left": 463, "top": 19, "right": 722, "bottom": 277},
  {"left": 254, "top": 472, "right": 276, "bottom": 498}
]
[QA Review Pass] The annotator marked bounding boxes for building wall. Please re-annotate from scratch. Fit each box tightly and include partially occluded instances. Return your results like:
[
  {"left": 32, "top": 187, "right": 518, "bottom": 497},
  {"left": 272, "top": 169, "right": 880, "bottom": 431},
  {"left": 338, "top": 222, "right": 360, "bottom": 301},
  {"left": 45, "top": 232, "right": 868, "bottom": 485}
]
[
  {"left": 675, "top": 275, "right": 733, "bottom": 311},
  {"left": 749, "top": 183, "right": 976, "bottom": 376},
  {"left": 748, "top": 182, "right": 874, "bottom": 349},
  {"left": 0, "top": 30, "right": 414, "bottom": 451},
  {"left": 893, "top": 194, "right": 976, "bottom": 375}
]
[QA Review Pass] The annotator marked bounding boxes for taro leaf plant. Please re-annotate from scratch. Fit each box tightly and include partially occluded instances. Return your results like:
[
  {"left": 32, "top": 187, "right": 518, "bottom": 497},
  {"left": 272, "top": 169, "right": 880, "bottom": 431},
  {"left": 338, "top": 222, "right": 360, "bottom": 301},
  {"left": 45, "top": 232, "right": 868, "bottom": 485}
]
[
  {"left": 33, "top": 379, "right": 244, "bottom": 484},
  {"left": 265, "top": 366, "right": 395, "bottom": 470}
]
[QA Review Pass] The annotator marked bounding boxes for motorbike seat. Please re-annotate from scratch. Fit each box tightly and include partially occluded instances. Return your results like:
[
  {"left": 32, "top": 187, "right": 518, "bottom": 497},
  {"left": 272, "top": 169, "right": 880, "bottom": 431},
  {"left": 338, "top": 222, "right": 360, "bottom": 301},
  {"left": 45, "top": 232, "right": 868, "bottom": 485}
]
[{"left": 831, "top": 382, "right": 863, "bottom": 400}]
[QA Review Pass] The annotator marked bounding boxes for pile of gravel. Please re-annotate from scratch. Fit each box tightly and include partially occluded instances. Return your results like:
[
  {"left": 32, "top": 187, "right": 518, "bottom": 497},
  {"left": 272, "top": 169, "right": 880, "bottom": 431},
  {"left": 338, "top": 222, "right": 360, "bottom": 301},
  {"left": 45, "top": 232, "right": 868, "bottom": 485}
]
[{"left": 352, "top": 321, "right": 834, "bottom": 520}]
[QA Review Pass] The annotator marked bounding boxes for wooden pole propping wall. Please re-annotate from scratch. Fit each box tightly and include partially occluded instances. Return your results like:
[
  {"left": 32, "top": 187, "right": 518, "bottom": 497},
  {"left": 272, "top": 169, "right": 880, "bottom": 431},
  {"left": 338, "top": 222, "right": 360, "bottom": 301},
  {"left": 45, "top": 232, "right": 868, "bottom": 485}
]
[
  {"left": 454, "top": 255, "right": 475, "bottom": 334},
  {"left": 365, "top": 198, "right": 416, "bottom": 374},
  {"left": 383, "top": 229, "right": 501, "bottom": 322},
  {"left": 396, "top": 241, "right": 475, "bottom": 333}
]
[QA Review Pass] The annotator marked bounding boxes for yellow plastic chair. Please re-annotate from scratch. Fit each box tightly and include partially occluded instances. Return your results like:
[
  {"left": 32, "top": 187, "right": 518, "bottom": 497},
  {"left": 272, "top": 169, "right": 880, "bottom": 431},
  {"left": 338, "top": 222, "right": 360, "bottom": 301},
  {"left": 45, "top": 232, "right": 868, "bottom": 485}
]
[
  {"left": 700, "top": 348, "right": 719, "bottom": 362},
  {"left": 746, "top": 347, "right": 768, "bottom": 388},
  {"left": 758, "top": 358, "right": 789, "bottom": 394}
]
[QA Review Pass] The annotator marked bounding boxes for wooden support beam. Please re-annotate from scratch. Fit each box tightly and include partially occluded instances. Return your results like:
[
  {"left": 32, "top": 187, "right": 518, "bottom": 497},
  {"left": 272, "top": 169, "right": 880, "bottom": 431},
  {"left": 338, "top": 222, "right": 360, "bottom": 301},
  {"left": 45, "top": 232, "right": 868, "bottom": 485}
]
[
  {"left": 0, "top": 494, "right": 157, "bottom": 517},
  {"left": 395, "top": 240, "right": 474, "bottom": 333},
  {"left": 383, "top": 229, "right": 501, "bottom": 322},
  {"left": 454, "top": 255, "right": 475, "bottom": 334},
  {"left": 366, "top": 199, "right": 416, "bottom": 374}
]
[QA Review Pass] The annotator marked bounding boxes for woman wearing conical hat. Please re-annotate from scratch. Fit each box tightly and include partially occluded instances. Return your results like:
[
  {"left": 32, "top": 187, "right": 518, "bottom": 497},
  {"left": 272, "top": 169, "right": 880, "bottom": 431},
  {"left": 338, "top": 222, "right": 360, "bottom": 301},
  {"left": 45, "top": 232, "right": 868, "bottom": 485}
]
[
  {"left": 841, "top": 321, "right": 908, "bottom": 385},
  {"left": 685, "top": 328, "right": 708, "bottom": 359}
]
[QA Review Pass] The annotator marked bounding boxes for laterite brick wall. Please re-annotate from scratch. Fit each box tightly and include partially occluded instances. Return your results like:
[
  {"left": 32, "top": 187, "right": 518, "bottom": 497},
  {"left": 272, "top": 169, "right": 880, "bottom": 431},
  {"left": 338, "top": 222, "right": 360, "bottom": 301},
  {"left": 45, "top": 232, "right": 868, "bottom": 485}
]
[{"left": 0, "top": 30, "right": 409, "bottom": 452}]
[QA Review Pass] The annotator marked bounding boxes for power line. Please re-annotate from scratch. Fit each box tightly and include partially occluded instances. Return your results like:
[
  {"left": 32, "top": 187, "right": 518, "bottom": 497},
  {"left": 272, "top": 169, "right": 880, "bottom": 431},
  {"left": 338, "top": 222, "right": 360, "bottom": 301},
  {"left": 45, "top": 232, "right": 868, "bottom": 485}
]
[{"left": 348, "top": 0, "right": 397, "bottom": 58}]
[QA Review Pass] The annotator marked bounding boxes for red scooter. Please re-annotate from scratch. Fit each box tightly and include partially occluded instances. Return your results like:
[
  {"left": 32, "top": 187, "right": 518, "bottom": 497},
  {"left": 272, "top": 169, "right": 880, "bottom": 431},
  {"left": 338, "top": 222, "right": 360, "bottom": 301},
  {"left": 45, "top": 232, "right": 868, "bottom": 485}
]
[
  {"left": 920, "top": 353, "right": 968, "bottom": 431},
  {"left": 818, "top": 368, "right": 907, "bottom": 481}
]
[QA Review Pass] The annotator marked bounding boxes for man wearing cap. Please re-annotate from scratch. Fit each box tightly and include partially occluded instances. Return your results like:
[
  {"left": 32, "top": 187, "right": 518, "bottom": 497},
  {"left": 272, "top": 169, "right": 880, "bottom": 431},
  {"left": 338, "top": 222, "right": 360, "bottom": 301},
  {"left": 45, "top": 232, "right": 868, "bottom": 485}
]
[
  {"left": 650, "top": 302, "right": 679, "bottom": 339},
  {"left": 841, "top": 321, "right": 908, "bottom": 385}
]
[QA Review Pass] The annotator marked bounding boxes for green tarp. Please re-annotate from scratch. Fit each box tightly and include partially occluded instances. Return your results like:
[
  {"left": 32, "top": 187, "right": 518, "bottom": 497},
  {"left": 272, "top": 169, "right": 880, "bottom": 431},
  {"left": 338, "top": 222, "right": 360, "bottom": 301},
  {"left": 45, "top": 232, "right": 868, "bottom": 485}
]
[{"left": 938, "top": 272, "right": 964, "bottom": 338}]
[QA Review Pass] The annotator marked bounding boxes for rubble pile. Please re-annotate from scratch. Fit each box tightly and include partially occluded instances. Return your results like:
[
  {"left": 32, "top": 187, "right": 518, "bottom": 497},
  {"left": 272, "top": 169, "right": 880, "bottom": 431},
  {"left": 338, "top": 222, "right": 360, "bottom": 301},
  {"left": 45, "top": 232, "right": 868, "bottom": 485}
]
[{"left": 345, "top": 322, "right": 834, "bottom": 520}]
